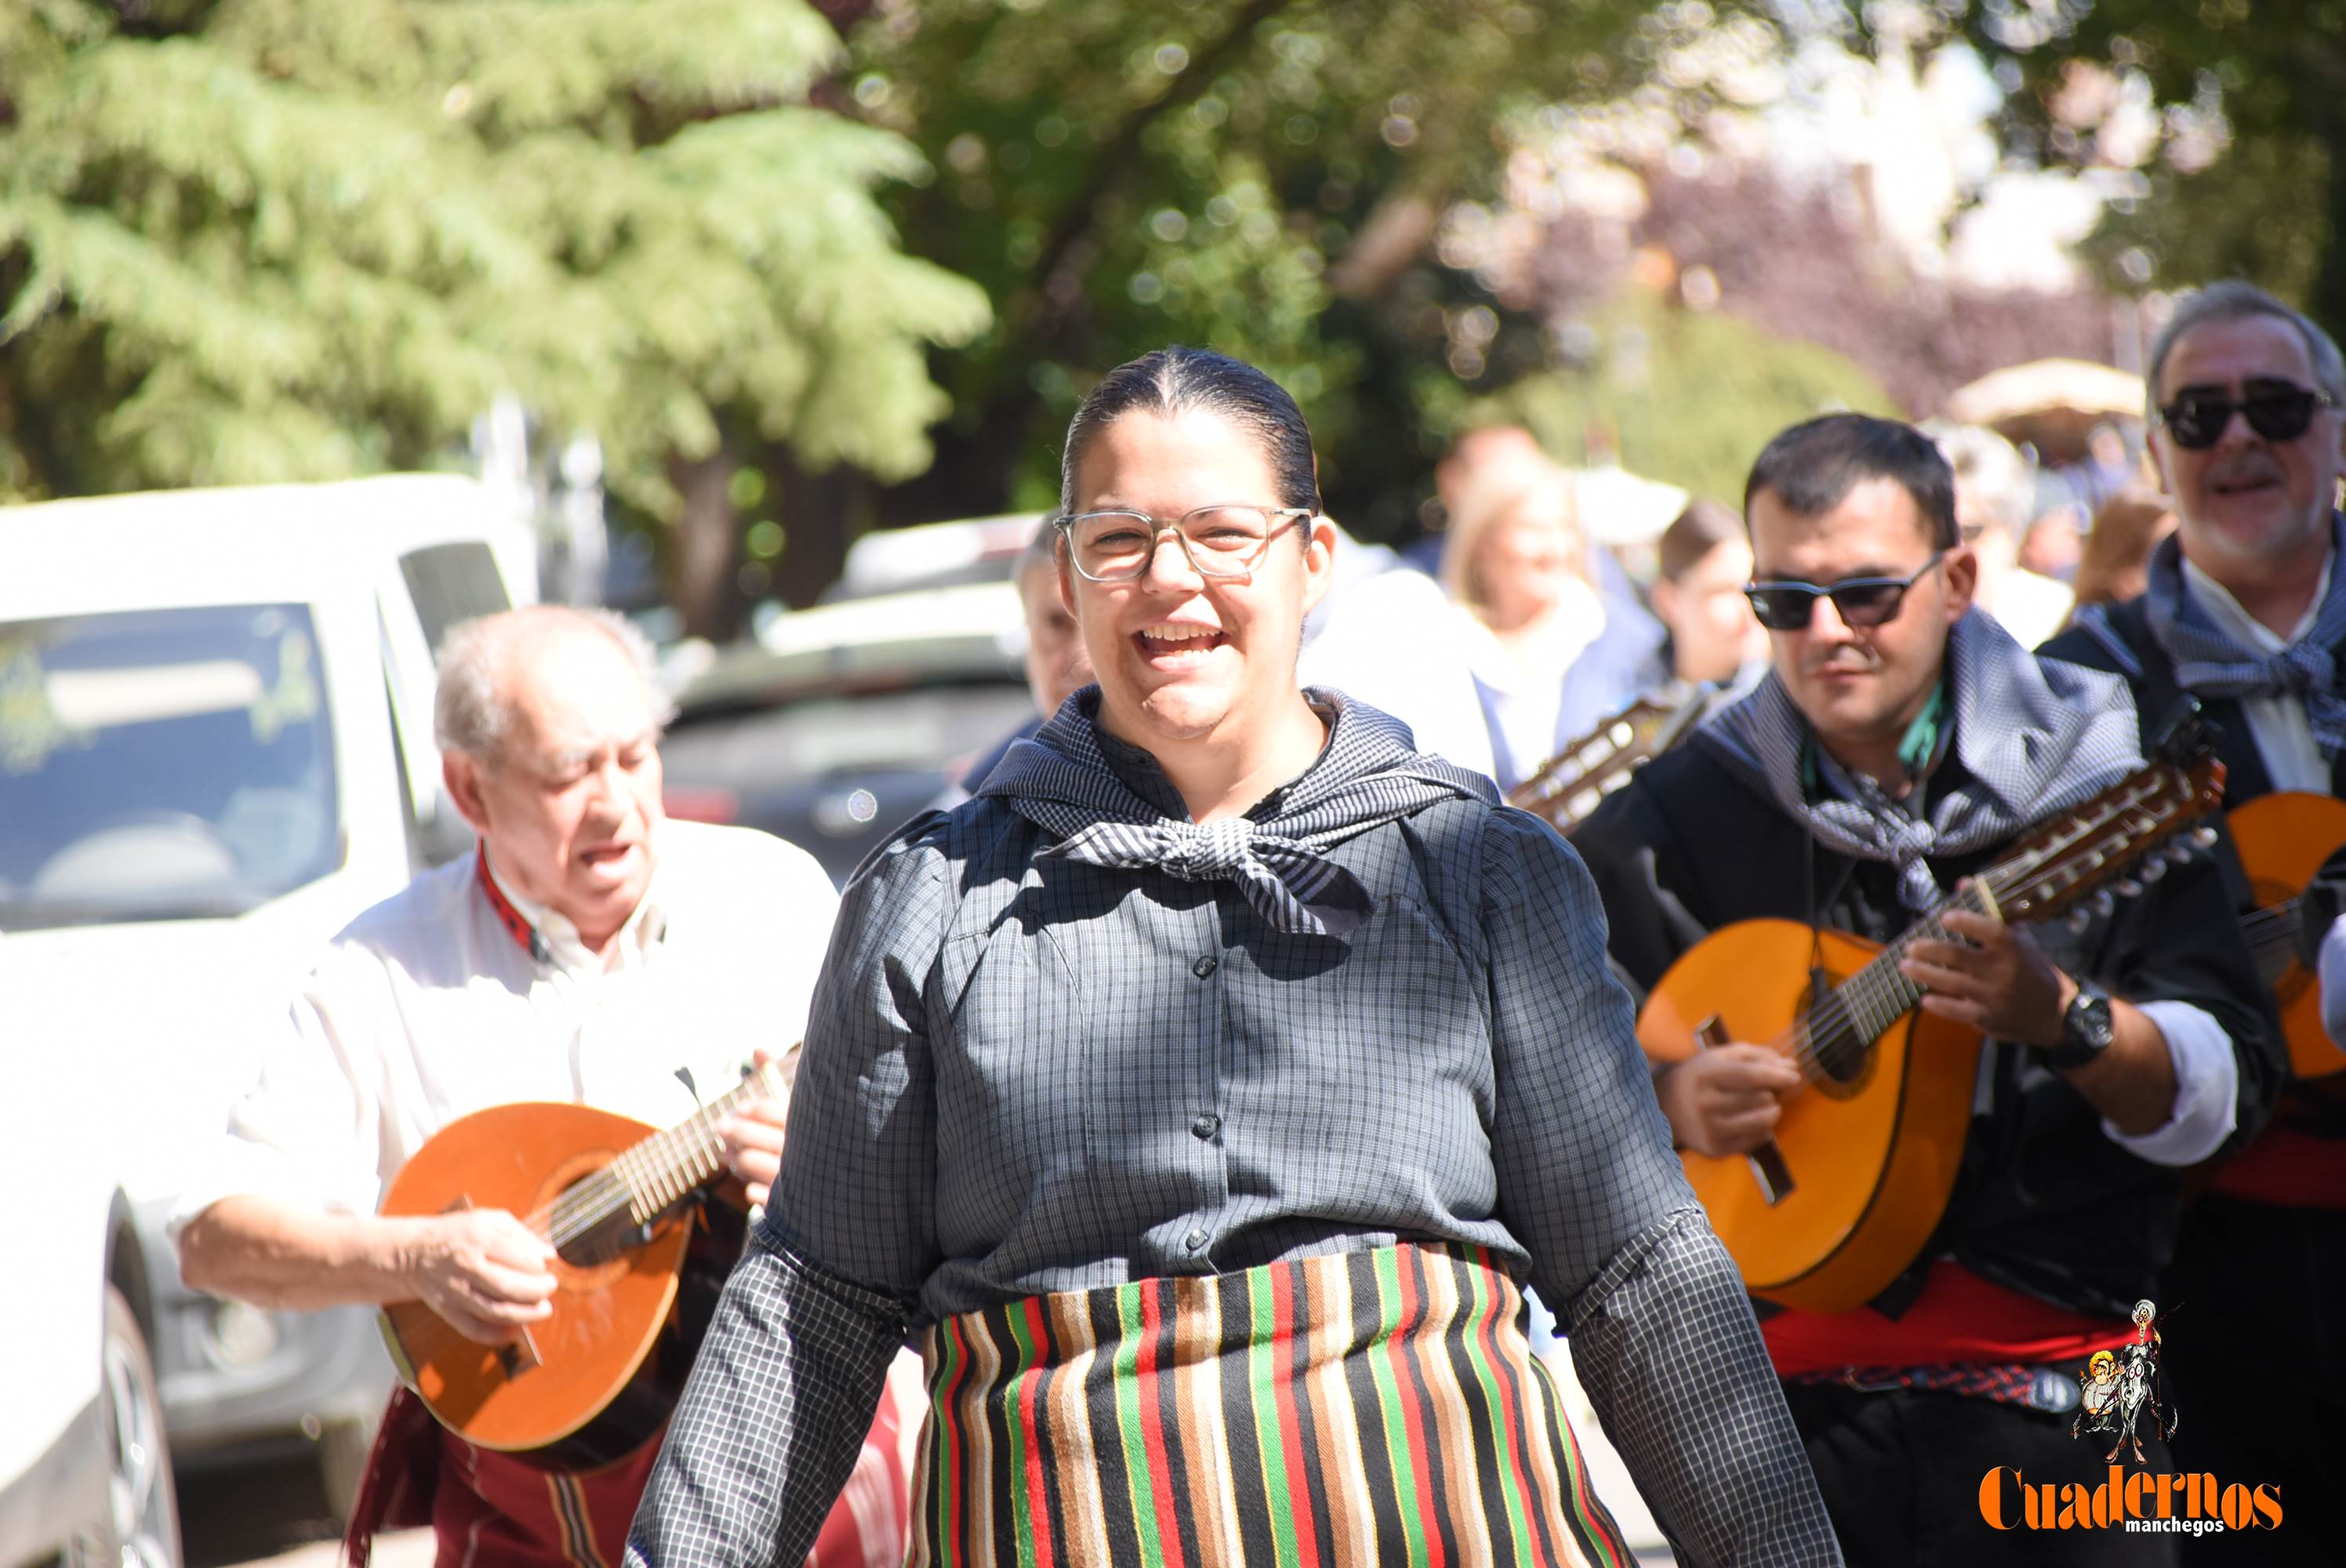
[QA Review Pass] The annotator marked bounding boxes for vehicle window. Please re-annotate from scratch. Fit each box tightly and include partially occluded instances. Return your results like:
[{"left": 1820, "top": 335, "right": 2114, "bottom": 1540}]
[
  {"left": 399, "top": 543, "right": 510, "bottom": 657},
  {"left": 0, "top": 604, "right": 341, "bottom": 927},
  {"left": 660, "top": 681, "right": 1037, "bottom": 792}
]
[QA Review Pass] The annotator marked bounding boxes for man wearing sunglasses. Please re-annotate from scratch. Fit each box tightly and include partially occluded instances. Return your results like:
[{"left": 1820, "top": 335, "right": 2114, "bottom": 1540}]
[
  {"left": 1574, "top": 413, "right": 2282, "bottom": 1566},
  {"left": 2046, "top": 280, "right": 2346, "bottom": 1563}
]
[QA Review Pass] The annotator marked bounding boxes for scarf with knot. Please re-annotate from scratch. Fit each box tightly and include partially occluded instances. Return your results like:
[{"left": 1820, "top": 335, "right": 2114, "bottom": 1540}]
[
  {"left": 978, "top": 688, "right": 1498, "bottom": 938},
  {"left": 1693, "top": 608, "right": 2144, "bottom": 913},
  {"left": 2141, "top": 515, "right": 2346, "bottom": 757}
]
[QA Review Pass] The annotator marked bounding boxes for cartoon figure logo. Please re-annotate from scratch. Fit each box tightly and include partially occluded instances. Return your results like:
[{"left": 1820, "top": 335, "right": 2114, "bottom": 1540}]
[{"left": 2072, "top": 1298, "right": 2179, "bottom": 1465}]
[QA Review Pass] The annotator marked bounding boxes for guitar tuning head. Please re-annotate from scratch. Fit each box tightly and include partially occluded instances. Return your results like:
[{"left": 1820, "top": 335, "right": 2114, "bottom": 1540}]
[
  {"left": 2114, "top": 876, "right": 2144, "bottom": 899},
  {"left": 2137, "top": 855, "right": 2169, "bottom": 883},
  {"left": 2191, "top": 825, "right": 2220, "bottom": 848},
  {"left": 2066, "top": 909, "right": 2094, "bottom": 935},
  {"left": 2090, "top": 889, "right": 2117, "bottom": 920}
]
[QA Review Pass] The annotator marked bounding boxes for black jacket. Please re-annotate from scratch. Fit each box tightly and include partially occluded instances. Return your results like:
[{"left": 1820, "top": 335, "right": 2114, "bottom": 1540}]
[{"left": 1576, "top": 728, "right": 2286, "bottom": 1323}]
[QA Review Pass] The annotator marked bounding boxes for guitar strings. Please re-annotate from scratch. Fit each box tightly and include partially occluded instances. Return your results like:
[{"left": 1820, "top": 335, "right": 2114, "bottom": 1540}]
[
  {"left": 389, "top": 1059, "right": 790, "bottom": 1357},
  {"left": 1745, "top": 775, "right": 2192, "bottom": 1102}
]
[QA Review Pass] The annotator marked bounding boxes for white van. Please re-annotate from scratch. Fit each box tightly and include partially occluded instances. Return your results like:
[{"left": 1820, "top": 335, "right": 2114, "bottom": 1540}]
[{"left": 0, "top": 475, "right": 534, "bottom": 1566}]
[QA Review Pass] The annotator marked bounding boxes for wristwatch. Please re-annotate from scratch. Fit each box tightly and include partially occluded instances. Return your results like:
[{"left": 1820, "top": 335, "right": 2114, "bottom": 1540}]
[{"left": 2047, "top": 981, "right": 2115, "bottom": 1071}]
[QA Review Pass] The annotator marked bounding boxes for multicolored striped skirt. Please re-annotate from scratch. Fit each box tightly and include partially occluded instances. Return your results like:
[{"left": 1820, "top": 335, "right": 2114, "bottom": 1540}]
[{"left": 909, "top": 1242, "right": 1632, "bottom": 1567}]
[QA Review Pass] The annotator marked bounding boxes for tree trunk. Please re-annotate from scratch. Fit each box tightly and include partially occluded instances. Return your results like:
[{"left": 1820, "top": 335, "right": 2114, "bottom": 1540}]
[
  {"left": 666, "top": 448, "right": 744, "bottom": 643},
  {"left": 767, "top": 449, "right": 864, "bottom": 611}
]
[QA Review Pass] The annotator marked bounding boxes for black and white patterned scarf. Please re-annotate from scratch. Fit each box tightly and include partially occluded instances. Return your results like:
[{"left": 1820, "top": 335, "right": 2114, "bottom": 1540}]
[
  {"left": 2140, "top": 514, "right": 2346, "bottom": 757},
  {"left": 1693, "top": 608, "right": 2143, "bottom": 911},
  {"left": 979, "top": 688, "right": 1497, "bottom": 938}
]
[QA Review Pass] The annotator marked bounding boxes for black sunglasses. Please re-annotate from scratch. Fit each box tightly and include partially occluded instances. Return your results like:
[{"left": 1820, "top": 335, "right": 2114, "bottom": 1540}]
[
  {"left": 2158, "top": 380, "right": 2337, "bottom": 450},
  {"left": 1745, "top": 553, "right": 1945, "bottom": 633}
]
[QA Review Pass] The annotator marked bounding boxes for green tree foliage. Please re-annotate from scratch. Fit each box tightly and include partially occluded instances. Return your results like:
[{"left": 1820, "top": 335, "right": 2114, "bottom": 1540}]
[
  {"left": 0, "top": 0, "right": 989, "bottom": 528},
  {"left": 1959, "top": 0, "right": 2344, "bottom": 322},
  {"left": 1459, "top": 290, "right": 1897, "bottom": 506},
  {"left": 847, "top": 0, "right": 1705, "bottom": 540}
]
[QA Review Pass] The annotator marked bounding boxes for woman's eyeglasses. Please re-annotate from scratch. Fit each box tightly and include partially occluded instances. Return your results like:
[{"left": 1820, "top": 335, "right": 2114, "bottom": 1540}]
[
  {"left": 1058, "top": 506, "right": 1312, "bottom": 583},
  {"left": 1744, "top": 553, "right": 1945, "bottom": 633},
  {"left": 2158, "top": 380, "right": 2338, "bottom": 450}
]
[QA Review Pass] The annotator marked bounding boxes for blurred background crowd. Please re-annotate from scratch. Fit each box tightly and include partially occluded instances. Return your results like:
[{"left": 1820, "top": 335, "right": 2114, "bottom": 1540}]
[{"left": 0, "top": 1, "right": 2319, "bottom": 1564}]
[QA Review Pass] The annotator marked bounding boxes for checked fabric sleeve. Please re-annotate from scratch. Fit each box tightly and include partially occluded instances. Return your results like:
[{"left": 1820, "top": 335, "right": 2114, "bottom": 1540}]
[
  {"left": 1477, "top": 809, "right": 1842, "bottom": 1568},
  {"left": 624, "top": 1230, "right": 906, "bottom": 1568}
]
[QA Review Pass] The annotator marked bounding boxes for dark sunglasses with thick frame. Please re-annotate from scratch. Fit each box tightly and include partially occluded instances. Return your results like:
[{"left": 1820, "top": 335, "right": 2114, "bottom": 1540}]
[
  {"left": 1744, "top": 552, "right": 1946, "bottom": 633},
  {"left": 2157, "top": 378, "right": 2339, "bottom": 451}
]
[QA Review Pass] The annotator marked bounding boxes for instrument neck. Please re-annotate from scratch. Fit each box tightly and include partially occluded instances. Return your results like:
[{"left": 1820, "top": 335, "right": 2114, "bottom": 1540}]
[
  {"left": 606, "top": 1061, "right": 785, "bottom": 1227},
  {"left": 1836, "top": 880, "right": 1999, "bottom": 1044}
]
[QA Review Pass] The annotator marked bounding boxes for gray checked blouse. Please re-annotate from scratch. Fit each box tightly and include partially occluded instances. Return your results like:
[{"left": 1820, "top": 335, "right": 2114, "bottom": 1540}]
[{"left": 627, "top": 692, "right": 1840, "bottom": 1568}]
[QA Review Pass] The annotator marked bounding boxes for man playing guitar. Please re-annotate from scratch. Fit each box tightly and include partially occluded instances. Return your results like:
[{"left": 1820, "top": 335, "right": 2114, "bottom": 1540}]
[
  {"left": 171, "top": 607, "right": 905, "bottom": 1568},
  {"left": 2047, "top": 280, "right": 2346, "bottom": 1562},
  {"left": 1576, "top": 415, "right": 2284, "bottom": 1566}
]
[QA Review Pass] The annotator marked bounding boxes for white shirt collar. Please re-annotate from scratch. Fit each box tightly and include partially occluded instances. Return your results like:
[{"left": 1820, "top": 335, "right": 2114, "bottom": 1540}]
[
  {"left": 2180, "top": 546, "right": 2335, "bottom": 653},
  {"left": 481, "top": 844, "right": 669, "bottom": 977}
]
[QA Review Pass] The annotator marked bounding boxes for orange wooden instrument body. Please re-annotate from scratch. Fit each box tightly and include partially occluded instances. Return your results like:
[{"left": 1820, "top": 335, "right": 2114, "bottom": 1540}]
[
  {"left": 2227, "top": 790, "right": 2346, "bottom": 1079},
  {"left": 1639, "top": 918, "right": 1983, "bottom": 1313},
  {"left": 377, "top": 1100, "right": 739, "bottom": 1466}
]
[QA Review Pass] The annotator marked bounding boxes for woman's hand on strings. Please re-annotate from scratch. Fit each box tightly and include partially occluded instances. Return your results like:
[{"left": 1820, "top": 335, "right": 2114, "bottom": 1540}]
[
  {"left": 716, "top": 1046, "right": 792, "bottom": 1208},
  {"left": 1657, "top": 1045, "right": 1800, "bottom": 1159}
]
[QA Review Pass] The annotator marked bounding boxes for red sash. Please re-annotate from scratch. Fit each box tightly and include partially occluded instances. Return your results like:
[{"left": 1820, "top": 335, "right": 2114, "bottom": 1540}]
[{"left": 345, "top": 1381, "right": 906, "bottom": 1568}]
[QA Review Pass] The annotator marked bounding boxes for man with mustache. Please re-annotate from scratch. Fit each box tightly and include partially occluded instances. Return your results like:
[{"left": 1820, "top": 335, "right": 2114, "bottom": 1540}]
[
  {"left": 2045, "top": 281, "right": 2346, "bottom": 1562},
  {"left": 1574, "top": 414, "right": 2282, "bottom": 1566}
]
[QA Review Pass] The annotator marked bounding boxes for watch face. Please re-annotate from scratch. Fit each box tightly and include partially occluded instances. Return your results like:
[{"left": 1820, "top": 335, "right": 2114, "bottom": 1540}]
[{"left": 2068, "top": 990, "right": 2115, "bottom": 1053}]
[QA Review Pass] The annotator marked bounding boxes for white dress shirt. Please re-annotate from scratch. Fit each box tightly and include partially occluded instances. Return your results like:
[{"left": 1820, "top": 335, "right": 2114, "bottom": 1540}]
[
  {"left": 168, "top": 819, "right": 841, "bottom": 1232},
  {"left": 2181, "top": 548, "right": 2335, "bottom": 792}
]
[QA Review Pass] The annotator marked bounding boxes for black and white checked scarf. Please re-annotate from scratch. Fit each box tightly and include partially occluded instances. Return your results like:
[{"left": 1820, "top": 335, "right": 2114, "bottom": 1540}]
[
  {"left": 2141, "top": 514, "right": 2346, "bottom": 758},
  {"left": 1694, "top": 608, "right": 2143, "bottom": 912},
  {"left": 980, "top": 688, "right": 1498, "bottom": 938}
]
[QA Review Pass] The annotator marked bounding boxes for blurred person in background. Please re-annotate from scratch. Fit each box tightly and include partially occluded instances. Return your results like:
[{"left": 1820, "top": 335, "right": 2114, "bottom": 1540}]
[
  {"left": 950, "top": 520, "right": 1099, "bottom": 797},
  {"left": 1440, "top": 456, "right": 1669, "bottom": 791},
  {"left": 2066, "top": 488, "right": 2179, "bottom": 616},
  {"left": 1930, "top": 422, "right": 2075, "bottom": 648},
  {"left": 1649, "top": 496, "right": 1769, "bottom": 688},
  {"left": 1402, "top": 422, "right": 1550, "bottom": 574},
  {"left": 171, "top": 607, "right": 906, "bottom": 1568},
  {"left": 628, "top": 346, "right": 1839, "bottom": 1568},
  {"left": 2017, "top": 503, "right": 2086, "bottom": 583}
]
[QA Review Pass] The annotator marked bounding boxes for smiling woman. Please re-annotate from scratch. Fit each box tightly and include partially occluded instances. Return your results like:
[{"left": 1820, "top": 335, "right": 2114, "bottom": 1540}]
[{"left": 626, "top": 349, "right": 1843, "bottom": 1568}]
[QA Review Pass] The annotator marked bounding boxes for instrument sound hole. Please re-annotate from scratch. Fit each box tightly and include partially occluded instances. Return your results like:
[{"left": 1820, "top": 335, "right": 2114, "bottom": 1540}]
[{"left": 1802, "top": 996, "right": 1873, "bottom": 1099}]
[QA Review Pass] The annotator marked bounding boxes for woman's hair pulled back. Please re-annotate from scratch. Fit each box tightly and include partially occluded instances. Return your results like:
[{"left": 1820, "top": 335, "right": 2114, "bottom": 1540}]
[{"left": 1058, "top": 347, "right": 1320, "bottom": 517}]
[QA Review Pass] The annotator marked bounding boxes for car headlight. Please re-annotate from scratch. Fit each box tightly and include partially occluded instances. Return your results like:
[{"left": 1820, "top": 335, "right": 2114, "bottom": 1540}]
[{"left": 205, "top": 1299, "right": 281, "bottom": 1369}]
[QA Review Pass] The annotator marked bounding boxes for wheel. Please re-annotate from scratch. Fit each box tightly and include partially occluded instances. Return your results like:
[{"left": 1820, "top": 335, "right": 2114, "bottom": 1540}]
[{"left": 98, "top": 1286, "right": 183, "bottom": 1568}]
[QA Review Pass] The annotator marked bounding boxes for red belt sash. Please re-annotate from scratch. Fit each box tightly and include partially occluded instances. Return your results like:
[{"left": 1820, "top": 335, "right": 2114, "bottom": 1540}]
[{"left": 347, "top": 1381, "right": 906, "bottom": 1568}]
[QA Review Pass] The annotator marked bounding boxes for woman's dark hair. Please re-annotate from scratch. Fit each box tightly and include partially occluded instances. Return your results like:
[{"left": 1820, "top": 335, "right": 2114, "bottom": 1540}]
[
  {"left": 1742, "top": 413, "right": 1960, "bottom": 550},
  {"left": 1058, "top": 347, "right": 1320, "bottom": 517},
  {"left": 1655, "top": 497, "right": 1745, "bottom": 584}
]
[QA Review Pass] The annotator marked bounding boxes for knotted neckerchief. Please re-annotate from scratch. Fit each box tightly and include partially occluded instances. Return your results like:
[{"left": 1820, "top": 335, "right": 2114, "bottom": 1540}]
[
  {"left": 1694, "top": 608, "right": 2144, "bottom": 912},
  {"left": 979, "top": 688, "right": 1496, "bottom": 938},
  {"left": 2141, "top": 514, "right": 2346, "bottom": 757}
]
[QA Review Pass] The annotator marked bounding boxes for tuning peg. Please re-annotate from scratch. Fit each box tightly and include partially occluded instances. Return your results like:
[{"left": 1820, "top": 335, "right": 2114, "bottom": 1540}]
[
  {"left": 2114, "top": 876, "right": 2144, "bottom": 898},
  {"left": 2066, "top": 909, "right": 2093, "bottom": 935},
  {"left": 2192, "top": 826, "right": 2220, "bottom": 848},
  {"left": 2137, "top": 856, "right": 2168, "bottom": 883},
  {"left": 2090, "top": 890, "right": 2117, "bottom": 920}
]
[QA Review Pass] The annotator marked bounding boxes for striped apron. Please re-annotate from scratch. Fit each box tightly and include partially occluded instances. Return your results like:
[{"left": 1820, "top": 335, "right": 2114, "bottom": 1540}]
[{"left": 909, "top": 1242, "right": 1632, "bottom": 1567}]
